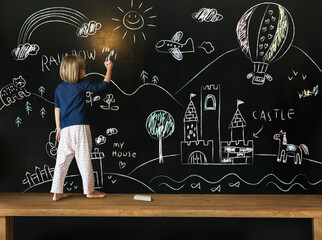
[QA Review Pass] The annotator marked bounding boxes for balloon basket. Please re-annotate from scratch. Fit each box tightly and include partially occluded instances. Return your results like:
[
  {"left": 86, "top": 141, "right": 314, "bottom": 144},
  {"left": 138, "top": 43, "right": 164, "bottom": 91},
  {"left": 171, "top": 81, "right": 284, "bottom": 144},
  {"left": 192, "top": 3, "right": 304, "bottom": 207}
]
[{"left": 251, "top": 62, "right": 269, "bottom": 85}]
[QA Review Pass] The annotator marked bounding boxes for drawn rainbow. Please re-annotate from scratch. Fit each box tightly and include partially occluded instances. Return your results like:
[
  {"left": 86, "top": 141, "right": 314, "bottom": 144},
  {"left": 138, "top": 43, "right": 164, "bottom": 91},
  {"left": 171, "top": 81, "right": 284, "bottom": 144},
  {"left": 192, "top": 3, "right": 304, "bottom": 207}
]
[{"left": 17, "top": 7, "right": 90, "bottom": 44}]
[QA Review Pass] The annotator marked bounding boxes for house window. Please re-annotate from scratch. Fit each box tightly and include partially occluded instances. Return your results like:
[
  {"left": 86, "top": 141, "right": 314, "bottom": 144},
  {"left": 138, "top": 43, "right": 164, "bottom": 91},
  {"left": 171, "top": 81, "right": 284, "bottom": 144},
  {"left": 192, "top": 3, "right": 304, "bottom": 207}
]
[{"left": 204, "top": 94, "right": 216, "bottom": 111}]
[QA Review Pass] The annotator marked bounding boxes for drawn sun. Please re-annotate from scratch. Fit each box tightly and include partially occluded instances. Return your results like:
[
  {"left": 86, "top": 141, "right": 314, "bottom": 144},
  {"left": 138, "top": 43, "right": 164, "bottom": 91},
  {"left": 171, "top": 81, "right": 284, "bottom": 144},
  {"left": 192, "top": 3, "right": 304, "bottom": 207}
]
[{"left": 112, "top": 0, "right": 156, "bottom": 43}]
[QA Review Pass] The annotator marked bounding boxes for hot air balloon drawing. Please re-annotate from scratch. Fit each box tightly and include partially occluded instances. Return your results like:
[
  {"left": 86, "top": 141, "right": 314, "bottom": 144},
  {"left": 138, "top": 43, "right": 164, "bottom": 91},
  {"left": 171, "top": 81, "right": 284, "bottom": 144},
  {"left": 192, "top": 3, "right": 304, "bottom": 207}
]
[{"left": 236, "top": 3, "right": 295, "bottom": 85}]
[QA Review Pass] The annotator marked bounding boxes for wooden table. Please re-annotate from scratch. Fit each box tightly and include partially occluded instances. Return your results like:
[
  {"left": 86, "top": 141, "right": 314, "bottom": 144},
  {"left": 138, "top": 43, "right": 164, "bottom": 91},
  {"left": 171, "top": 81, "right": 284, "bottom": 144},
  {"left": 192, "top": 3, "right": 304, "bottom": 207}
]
[{"left": 1, "top": 193, "right": 322, "bottom": 240}]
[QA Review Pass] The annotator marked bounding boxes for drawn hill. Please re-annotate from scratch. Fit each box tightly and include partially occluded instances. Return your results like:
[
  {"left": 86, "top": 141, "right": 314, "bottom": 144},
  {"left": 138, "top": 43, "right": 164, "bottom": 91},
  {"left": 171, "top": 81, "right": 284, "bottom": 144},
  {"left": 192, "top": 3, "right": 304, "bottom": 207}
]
[
  {"left": 85, "top": 80, "right": 186, "bottom": 178},
  {"left": 174, "top": 46, "right": 322, "bottom": 161},
  {"left": 17, "top": 46, "right": 322, "bottom": 194}
]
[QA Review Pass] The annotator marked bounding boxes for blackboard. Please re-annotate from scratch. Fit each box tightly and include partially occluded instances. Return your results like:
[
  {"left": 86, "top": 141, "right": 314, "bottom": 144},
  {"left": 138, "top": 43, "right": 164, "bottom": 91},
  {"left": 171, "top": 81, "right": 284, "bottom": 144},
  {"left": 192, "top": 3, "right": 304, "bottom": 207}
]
[{"left": 0, "top": 0, "right": 321, "bottom": 196}]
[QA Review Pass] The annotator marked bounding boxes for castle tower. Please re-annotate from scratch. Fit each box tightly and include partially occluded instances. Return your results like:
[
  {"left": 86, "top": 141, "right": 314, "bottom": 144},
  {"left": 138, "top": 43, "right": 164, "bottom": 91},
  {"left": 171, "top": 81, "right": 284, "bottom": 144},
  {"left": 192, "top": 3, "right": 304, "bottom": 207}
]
[
  {"left": 183, "top": 97, "right": 199, "bottom": 142},
  {"left": 229, "top": 103, "right": 247, "bottom": 142},
  {"left": 181, "top": 94, "right": 214, "bottom": 165},
  {"left": 200, "top": 84, "right": 221, "bottom": 162}
]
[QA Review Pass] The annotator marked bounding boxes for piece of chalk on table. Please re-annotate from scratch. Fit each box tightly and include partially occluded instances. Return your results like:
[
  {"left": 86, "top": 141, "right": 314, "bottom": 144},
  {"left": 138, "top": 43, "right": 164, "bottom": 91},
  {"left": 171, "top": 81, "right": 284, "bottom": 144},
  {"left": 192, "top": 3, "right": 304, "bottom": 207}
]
[{"left": 134, "top": 194, "right": 152, "bottom": 201}]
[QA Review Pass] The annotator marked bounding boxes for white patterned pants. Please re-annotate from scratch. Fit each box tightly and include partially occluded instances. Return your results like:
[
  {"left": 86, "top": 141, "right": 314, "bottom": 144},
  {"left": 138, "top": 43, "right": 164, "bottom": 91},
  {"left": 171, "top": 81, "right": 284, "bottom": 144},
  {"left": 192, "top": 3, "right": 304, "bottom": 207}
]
[{"left": 50, "top": 125, "right": 95, "bottom": 194}]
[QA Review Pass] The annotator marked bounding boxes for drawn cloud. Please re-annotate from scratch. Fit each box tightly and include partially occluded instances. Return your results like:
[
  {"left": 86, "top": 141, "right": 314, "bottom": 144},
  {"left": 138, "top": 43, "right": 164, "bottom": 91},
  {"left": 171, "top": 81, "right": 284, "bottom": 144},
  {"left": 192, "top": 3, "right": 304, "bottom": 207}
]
[
  {"left": 198, "top": 41, "right": 215, "bottom": 54},
  {"left": 76, "top": 20, "right": 102, "bottom": 38},
  {"left": 192, "top": 8, "right": 223, "bottom": 23},
  {"left": 106, "top": 128, "right": 118, "bottom": 136},
  {"left": 12, "top": 43, "right": 40, "bottom": 61}
]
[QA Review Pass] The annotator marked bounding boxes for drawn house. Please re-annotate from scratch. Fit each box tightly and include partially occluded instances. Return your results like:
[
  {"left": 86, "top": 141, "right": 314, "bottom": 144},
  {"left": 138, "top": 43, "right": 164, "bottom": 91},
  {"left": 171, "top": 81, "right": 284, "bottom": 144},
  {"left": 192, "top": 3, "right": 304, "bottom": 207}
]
[
  {"left": 181, "top": 84, "right": 221, "bottom": 165},
  {"left": 91, "top": 148, "right": 105, "bottom": 188},
  {"left": 221, "top": 102, "right": 254, "bottom": 164}
]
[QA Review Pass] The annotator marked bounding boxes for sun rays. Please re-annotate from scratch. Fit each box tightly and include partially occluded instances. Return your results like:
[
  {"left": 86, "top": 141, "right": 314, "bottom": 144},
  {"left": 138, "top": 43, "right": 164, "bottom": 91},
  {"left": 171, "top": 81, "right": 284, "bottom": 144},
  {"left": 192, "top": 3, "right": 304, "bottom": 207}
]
[{"left": 111, "top": 0, "right": 156, "bottom": 43}]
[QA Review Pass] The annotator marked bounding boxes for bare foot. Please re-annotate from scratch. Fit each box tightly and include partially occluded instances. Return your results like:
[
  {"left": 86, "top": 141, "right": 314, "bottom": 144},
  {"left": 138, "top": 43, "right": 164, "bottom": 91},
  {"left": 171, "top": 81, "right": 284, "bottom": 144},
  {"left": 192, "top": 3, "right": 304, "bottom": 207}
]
[
  {"left": 86, "top": 190, "right": 106, "bottom": 198},
  {"left": 52, "top": 193, "right": 69, "bottom": 202}
]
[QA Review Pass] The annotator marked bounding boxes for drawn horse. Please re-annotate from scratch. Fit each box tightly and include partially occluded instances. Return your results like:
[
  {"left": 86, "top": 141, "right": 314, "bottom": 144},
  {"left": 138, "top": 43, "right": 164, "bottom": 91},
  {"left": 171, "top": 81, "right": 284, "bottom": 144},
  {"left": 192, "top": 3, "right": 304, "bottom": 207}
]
[{"left": 273, "top": 130, "right": 309, "bottom": 165}]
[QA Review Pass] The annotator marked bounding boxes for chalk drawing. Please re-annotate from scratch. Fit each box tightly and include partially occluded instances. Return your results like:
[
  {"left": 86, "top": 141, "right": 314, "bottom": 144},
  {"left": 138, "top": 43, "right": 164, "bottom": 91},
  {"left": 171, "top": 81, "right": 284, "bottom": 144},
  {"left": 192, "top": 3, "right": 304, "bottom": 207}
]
[
  {"left": 15, "top": 117, "right": 22, "bottom": 127},
  {"left": 192, "top": 8, "right": 223, "bottom": 23},
  {"left": 86, "top": 92, "right": 100, "bottom": 107},
  {"left": 151, "top": 76, "right": 159, "bottom": 84},
  {"left": 211, "top": 185, "right": 221, "bottom": 192},
  {"left": 85, "top": 72, "right": 184, "bottom": 108},
  {"left": 155, "top": 31, "right": 194, "bottom": 61},
  {"left": 12, "top": 7, "right": 100, "bottom": 60},
  {"left": 253, "top": 125, "right": 264, "bottom": 139},
  {"left": 23, "top": 148, "right": 105, "bottom": 192},
  {"left": 0, "top": 76, "right": 31, "bottom": 111},
  {"left": 149, "top": 173, "right": 322, "bottom": 193},
  {"left": 106, "top": 128, "right": 118, "bottom": 136},
  {"left": 221, "top": 100, "right": 254, "bottom": 165},
  {"left": 266, "top": 182, "right": 307, "bottom": 192},
  {"left": 119, "top": 161, "right": 126, "bottom": 169},
  {"left": 100, "top": 94, "right": 119, "bottom": 111},
  {"left": 38, "top": 86, "right": 45, "bottom": 97},
  {"left": 112, "top": 0, "right": 156, "bottom": 43},
  {"left": 45, "top": 129, "right": 58, "bottom": 159},
  {"left": 198, "top": 41, "right": 215, "bottom": 54},
  {"left": 146, "top": 110, "right": 175, "bottom": 163},
  {"left": 273, "top": 130, "right": 309, "bottom": 165},
  {"left": 95, "top": 135, "right": 106, "bottom": 145},
  {"left": 191, "top": 182, "right": 201, "bottom": 190},
  {"left": 229, "top": 181, "right": 240, "bottom": 188},
  {"left": 25, "top": 101, "right": 32, "bottom": 115},
  {"left": 236, "top": 3, "right": 295, "bottom": 85},
  {"left": 76, "top": 20, "right": 101, "bottom": 38},
  {"left": 180, "top": 86, "right": 253, "bottom": 165},
  {"left": 104, "top": 172, "right": 155, "bottom": 193},
  {"left": 140, "top": 70, "right": 149, "bottom": 84},
  {"left": 40, "top": 107, "right": 46, "bottom": 118},
  {"left": 298, "top": 85, "right": 319, "bottom": 99}
]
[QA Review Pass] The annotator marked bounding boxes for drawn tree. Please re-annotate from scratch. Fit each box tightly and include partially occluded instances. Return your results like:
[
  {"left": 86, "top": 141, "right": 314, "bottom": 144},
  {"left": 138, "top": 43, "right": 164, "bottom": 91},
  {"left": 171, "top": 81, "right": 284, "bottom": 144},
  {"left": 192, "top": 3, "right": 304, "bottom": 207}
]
[
  {"left": 146, "top": 110, "right": 175, "bottom": 163},
  {"left": 152, "top": 75, "right": 159, "bottom": 84},
  {"left": 25, "top": 101, "right": 32, "bottom": 115},
  {"left": 140, "top": 70, "right": 149, "bottom": 84},
  {"left": 40, "top": 107, "right": 46, "bottom": 118},
  {"left": 15, "top": 117, "right": 22, "bottom": 127},
  {"left": 38, "top": 86, "right": 45, "bottom": 97}
]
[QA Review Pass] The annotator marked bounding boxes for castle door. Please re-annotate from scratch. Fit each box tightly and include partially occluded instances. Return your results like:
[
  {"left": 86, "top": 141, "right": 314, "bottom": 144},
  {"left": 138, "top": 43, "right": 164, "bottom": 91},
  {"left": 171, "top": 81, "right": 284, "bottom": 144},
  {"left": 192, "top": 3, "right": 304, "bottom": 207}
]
[{"left": 188, "top": 151, "right": 207, "bottom": 164}]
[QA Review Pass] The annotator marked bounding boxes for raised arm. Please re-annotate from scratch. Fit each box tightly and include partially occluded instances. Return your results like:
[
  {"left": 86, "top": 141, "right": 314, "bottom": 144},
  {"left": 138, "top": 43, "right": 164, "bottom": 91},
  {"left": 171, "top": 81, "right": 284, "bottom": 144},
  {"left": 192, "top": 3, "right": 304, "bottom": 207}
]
[{"left": 103, "top": 60, "right": 113, "bottom": 83}]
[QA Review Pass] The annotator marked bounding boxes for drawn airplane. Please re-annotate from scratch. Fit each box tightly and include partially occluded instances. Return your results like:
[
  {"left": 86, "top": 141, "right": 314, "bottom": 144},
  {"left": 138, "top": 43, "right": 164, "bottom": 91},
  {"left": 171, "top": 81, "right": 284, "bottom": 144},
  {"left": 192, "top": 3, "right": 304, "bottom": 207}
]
[{"left": 155, "top": 31, "right": 194, "bottom": 61}]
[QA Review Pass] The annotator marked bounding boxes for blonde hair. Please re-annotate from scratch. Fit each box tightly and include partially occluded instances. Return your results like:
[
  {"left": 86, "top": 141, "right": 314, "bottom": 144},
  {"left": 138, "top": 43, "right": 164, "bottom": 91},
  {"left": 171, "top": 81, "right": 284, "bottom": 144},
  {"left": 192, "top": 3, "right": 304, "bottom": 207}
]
[{"left": 59, "top": 55, "right": 86, "bottom": 83}]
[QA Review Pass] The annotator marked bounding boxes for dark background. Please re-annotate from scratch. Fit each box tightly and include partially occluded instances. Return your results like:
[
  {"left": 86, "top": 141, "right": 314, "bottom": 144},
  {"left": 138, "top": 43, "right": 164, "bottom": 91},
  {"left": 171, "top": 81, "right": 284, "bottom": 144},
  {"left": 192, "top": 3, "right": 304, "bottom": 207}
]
[{"left": 0, "top": 0, "right": 321, "bottom": 239}]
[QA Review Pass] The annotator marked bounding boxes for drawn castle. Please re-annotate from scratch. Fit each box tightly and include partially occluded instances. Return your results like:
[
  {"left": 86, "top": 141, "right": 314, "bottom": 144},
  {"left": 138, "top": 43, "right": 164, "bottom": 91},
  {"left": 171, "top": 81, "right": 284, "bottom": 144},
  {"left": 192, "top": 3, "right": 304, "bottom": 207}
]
[{"left": 181, "top": 84, "right": 253, "bottom": 165}]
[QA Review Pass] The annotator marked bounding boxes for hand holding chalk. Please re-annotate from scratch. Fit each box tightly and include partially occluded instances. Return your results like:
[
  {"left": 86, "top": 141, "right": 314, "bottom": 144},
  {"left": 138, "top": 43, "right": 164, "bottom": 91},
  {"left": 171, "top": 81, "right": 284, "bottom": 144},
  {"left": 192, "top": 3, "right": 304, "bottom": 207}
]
[{"left": 104, "top": 60, "right": 113, "bottom": 70}]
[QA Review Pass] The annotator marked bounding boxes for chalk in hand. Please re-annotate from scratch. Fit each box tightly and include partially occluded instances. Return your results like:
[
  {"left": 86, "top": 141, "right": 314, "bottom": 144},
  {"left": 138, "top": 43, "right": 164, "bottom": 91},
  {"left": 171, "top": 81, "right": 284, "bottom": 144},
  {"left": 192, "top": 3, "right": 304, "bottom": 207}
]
[
  {"left": 105, "top": 50, "right": 116, "bottom": 63},
  {"left": 134, "top": 194, "right": 152, "bottom": 202}
]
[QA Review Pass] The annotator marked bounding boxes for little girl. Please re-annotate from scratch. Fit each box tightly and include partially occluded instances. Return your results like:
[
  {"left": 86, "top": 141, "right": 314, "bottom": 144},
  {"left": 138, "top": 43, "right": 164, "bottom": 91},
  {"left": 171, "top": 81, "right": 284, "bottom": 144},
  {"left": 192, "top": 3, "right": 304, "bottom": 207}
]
[{"left": 50, "top": 55, "right": 113, "bottom": 201}]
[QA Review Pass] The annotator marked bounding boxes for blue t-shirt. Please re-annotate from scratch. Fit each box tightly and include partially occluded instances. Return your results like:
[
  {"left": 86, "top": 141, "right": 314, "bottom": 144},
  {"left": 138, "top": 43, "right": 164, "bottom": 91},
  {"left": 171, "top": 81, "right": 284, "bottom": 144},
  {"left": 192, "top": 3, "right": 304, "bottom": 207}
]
[{"left": 55, "top": 79, "right": 109, "bottom": 129}]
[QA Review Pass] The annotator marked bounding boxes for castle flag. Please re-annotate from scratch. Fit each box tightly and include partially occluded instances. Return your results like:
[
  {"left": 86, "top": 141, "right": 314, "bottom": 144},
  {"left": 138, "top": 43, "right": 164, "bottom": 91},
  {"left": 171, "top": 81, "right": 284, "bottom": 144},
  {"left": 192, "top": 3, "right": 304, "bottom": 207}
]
[{"left": 237, "top": 99, "right": 244, "bottom": 107}]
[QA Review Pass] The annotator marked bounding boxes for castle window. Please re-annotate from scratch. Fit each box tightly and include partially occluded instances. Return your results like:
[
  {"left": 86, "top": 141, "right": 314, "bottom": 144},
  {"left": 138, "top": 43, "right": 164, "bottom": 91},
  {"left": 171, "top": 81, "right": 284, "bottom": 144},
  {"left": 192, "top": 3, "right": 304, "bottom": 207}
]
[{"left": 204, "top": 94, "right": 216, "bottom": 111}]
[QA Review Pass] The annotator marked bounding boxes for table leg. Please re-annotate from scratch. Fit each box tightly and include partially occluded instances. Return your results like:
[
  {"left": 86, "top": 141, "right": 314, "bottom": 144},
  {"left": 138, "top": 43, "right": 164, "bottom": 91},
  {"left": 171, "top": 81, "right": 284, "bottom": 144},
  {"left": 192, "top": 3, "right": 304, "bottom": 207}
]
[
  {"left": 313, "top": 218, "right": 322, "bottom": 240},
  {"left": 0, "top": 217, "right": 13, "bottom": 240}
]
